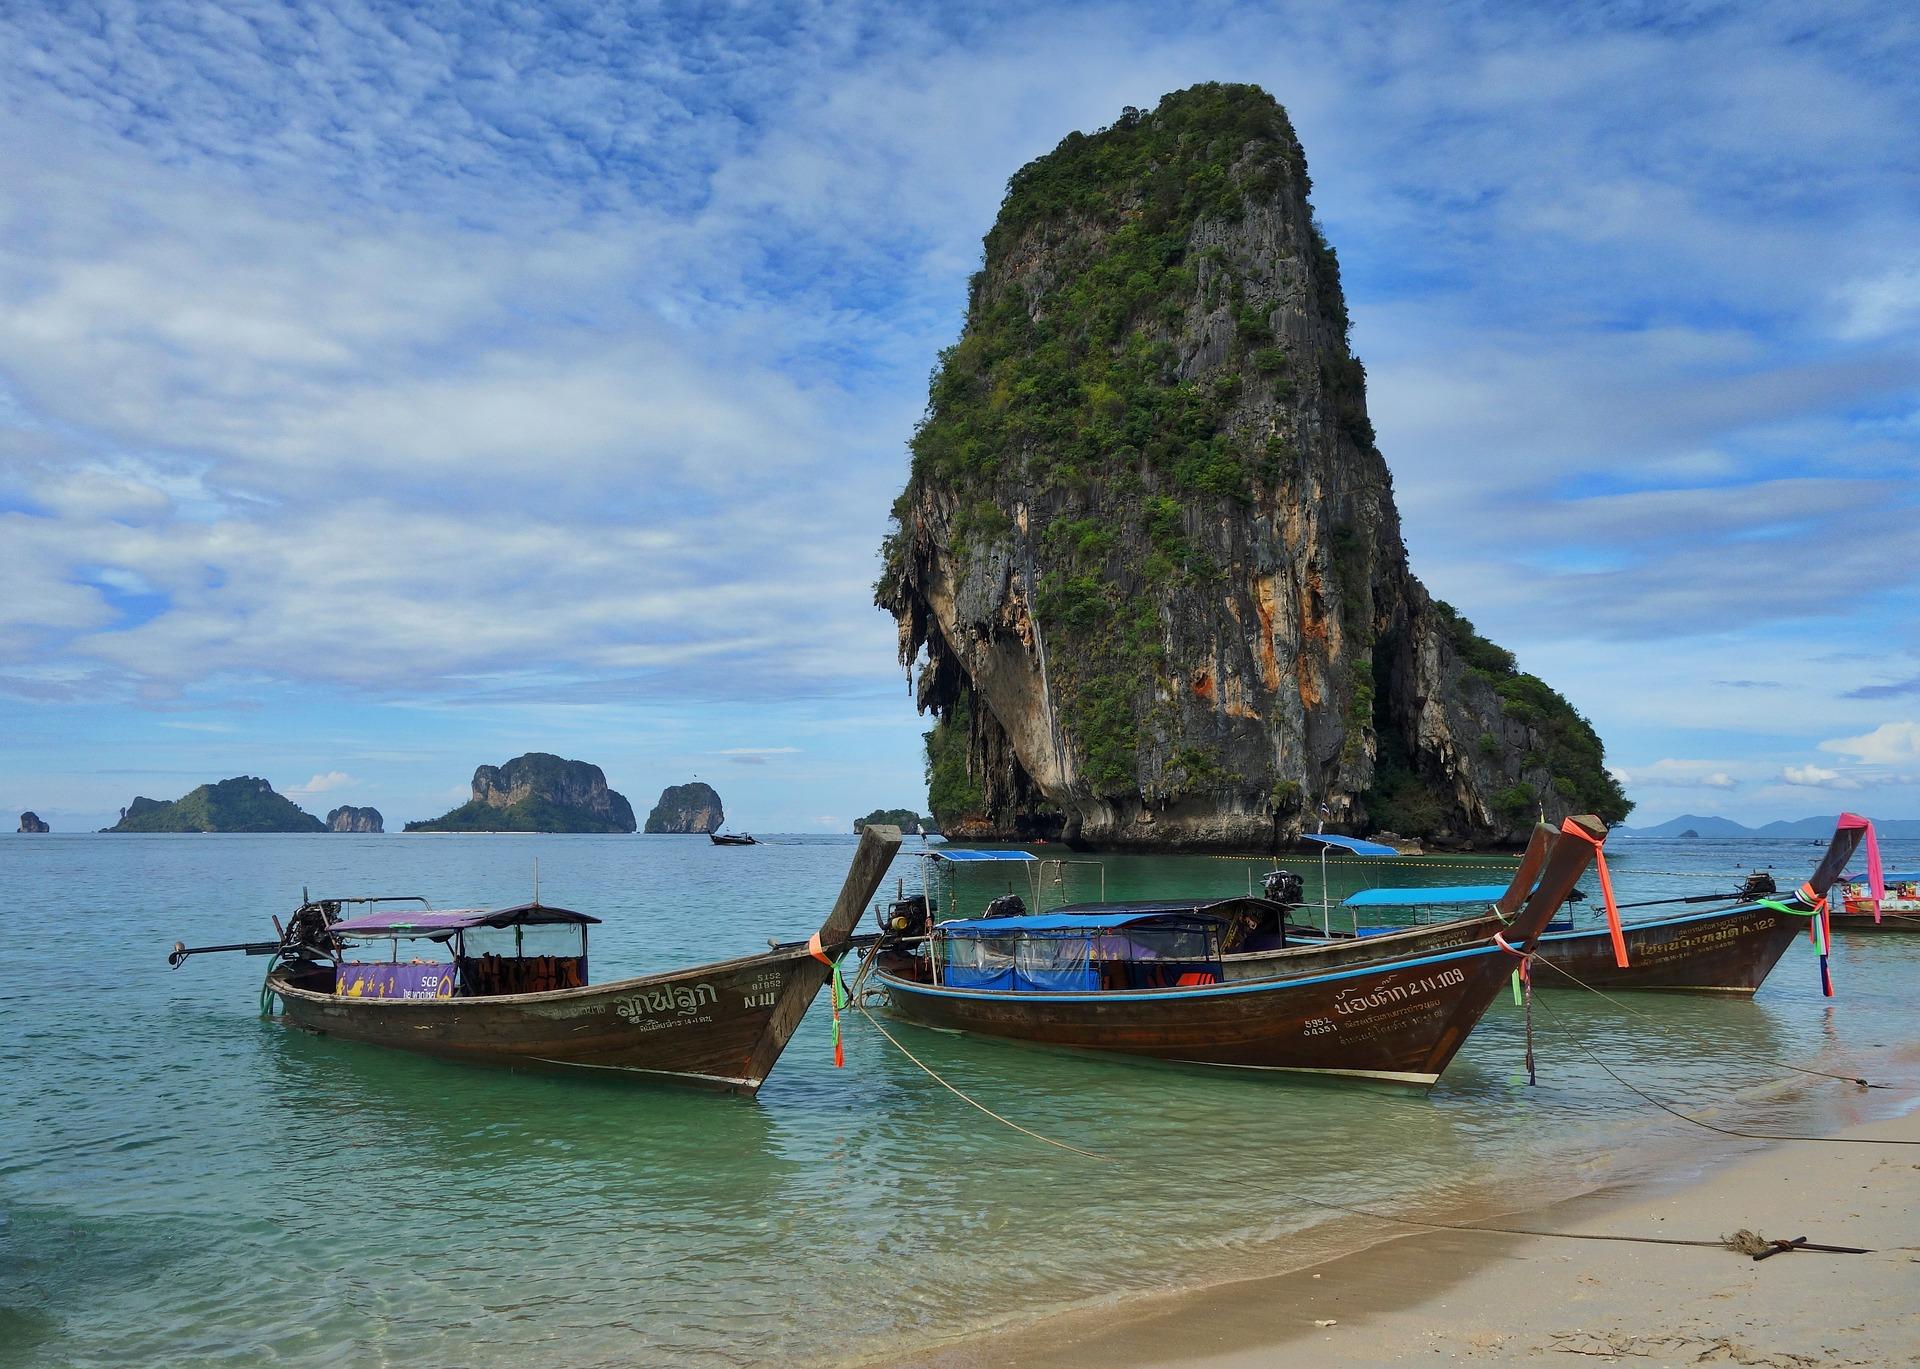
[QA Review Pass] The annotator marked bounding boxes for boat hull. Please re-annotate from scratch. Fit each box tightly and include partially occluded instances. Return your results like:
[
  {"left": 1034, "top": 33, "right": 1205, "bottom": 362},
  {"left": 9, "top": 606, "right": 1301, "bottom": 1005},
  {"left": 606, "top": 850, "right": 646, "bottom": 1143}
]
[
  {"left": 877, "top": 937, "right": 1527, "bottom": 1086},
  {"left": 1532, "top": 903, "right": 1804, "bottom": 995},
  {"left": 1830, "top": 910, "right": 1920, "bottom": 932},
  {"left": 271, "top": 945, "right": 831, "bottom": 1094}
]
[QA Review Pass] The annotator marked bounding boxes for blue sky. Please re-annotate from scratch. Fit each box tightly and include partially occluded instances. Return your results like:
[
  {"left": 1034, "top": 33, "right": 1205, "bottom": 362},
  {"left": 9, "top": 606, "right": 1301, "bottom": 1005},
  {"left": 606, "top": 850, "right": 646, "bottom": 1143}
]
[{"left": 2, "top": 0, "right": 1917, "bottom": 832}]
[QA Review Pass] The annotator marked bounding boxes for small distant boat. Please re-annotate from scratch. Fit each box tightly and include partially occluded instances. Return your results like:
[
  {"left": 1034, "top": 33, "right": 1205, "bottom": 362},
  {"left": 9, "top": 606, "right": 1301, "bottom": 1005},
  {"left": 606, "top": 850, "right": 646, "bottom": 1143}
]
[
  {"left": 870, "top": 817, "right": 1604, "bottom": 1086},
  {"left": 710, "top": 832, "right": 759, "bottom": 846},
  {"left": 1833, "top": 869, "right": 1920, "bottom": 931},
  {"left": 167, "top": 828, "right": 902, "bottom": 1093}
]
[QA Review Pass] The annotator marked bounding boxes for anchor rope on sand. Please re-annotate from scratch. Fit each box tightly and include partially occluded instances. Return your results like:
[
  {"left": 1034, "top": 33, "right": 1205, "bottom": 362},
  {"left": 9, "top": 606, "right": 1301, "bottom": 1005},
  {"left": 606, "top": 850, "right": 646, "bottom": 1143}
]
[{"left": 840, "top": 953, "right": 1881, "bottom": 1256}]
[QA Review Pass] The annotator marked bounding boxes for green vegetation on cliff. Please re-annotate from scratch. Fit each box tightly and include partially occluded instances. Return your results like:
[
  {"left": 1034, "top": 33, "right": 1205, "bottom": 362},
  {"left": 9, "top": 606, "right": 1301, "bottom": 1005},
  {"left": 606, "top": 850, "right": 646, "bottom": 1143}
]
[
  {"left": 104, "top": 777, "right": 325, "bottom": 833},
  {"left": 885, "top": 85, "right": 1330, "bottom": 794},
  {"left": 925, "top": 705, "right": 987, "bottom": 825},
  {"left": 405, "top": 798, "right": 633, "bottom": 834},
  {"left": 854, "top": 808, "right": 927, "bottom": 834}
]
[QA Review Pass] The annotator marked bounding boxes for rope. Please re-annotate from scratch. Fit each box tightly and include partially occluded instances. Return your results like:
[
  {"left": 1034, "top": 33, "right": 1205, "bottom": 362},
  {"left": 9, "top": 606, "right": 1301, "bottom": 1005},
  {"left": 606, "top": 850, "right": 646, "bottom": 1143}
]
[
  {"left": 852, "top": 1000, "right": 1118, "bottom": 1163},
  {"left": 1530, "top": 995, "right": 1920, "bottom": 1146},
  {"left": 848, "top": 993, "right": 1861, "bottom": 1253},
  {"left": 1528, "top": 955, "right": 1886, "bottom": 1089}
]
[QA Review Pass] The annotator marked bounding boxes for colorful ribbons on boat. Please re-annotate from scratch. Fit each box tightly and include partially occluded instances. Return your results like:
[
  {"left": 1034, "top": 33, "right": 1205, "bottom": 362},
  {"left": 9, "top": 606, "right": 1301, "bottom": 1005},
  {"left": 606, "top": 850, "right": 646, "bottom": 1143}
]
[
  {"left": 1838, "top": 812, "right": 1885, "bottom": 920},
  {"left": 1495, "top": 932, "right": 1537, "bottom": 1086},
  {"left": 1560, "top": 816, "right": 1628, "bottom": 968},
  {"left": 1758, "top": 888, "right": 1835, "bottom": 998}
]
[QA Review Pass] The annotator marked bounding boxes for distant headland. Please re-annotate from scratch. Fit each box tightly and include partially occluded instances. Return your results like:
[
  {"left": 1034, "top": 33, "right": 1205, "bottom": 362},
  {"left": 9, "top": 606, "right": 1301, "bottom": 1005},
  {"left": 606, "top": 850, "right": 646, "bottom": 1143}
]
[
  {"left": 406, "top": 753, "right": 637, "bottom": 833},
  {"left": 102, "top": 777, "right": 326, "bottom": 833},
  {"left": 1618, "top": 813, "right": 1920, "bottom": 839},
  {"left": 854, "top": 808, "right": 934, "bottom": 836},
  {"left": 18, "top": 811, "right": 51, "bottom": 833}
]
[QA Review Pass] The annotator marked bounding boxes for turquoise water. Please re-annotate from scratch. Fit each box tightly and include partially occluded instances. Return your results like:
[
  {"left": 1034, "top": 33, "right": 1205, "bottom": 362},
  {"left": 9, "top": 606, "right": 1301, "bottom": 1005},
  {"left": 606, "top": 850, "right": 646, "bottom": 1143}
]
[{"left": 3, "top": 833, "right": 1917, "bottom": 1367}]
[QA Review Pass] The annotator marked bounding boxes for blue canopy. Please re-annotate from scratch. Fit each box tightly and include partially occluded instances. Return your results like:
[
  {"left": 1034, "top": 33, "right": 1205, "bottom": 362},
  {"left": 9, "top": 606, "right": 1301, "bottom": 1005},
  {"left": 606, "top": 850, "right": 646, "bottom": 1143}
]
[
  {"left": 1841, "top": 870, "right": 1920, "bottom": 884},
  {"left": 927, "top": 849, "right": 1039, "bottom": 863},
  {"left": 1342, "top": 884, "right": 1509, "bottom": 909},
  {"left": 1301, "top": 834, "right": 1398, "bottom": 857},
  {"left": 940, "top": 911, "right": 1191, "bottom": 936}
]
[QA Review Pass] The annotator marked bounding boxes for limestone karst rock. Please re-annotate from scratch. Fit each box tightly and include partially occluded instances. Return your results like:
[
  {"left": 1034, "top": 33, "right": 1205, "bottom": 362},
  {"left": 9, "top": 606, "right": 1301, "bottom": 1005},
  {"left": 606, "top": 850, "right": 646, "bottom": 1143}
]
[
  {"left": 644, "top": 782, "right": 725, "bottom": 834},
  {"left": 17, "top": 811, "right": 50, "bottom": 833},
  {"left": 326, "top": 805, "right": 385, "bottom": 833},
  {"left": 877, "top": 84, "right": 1629, "bottom": 849},
  {"left": 406, "top": 754, "right": 637, "bottom": 833},
  {"left": 102, "top": 778, "right": 326, "bottom": 833}
]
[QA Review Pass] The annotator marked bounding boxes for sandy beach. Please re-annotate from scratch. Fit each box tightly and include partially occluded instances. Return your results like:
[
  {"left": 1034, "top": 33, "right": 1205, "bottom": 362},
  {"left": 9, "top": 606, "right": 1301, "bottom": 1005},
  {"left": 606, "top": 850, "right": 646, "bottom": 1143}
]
[{"left": 889, "top": 1106, "right": 1920, "bottom": 1368}]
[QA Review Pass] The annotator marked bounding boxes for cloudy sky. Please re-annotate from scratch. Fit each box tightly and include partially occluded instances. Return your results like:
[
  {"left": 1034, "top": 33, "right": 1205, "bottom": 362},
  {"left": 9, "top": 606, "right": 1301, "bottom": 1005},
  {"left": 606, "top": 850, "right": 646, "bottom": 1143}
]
[{"left": 2, "top": 0, "right": 1916, "bottom": 832}]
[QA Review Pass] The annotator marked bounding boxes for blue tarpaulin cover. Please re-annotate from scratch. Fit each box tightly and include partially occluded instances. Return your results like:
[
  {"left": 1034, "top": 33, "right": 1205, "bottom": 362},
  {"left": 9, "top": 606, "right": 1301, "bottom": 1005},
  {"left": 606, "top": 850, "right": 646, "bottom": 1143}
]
[
  {"left": 940, "top": 911, "right": 1173, "bottom": 935},
  {"left": 1342, "top": 884, "right": 1510, "bottom": 909},
  {"left": 1842, "top": 870, "right": 1920, "bottom": 884},
  {"left": 1301, "top": 834, "right": 1399, "bottom": 857}
]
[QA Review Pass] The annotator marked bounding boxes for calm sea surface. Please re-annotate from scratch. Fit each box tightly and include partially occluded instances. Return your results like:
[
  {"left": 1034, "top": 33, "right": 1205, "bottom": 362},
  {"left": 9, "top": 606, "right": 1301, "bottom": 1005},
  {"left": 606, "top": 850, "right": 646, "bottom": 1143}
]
[{"left": 3, "top": 832, "right": 1917, "bottom": 1367}]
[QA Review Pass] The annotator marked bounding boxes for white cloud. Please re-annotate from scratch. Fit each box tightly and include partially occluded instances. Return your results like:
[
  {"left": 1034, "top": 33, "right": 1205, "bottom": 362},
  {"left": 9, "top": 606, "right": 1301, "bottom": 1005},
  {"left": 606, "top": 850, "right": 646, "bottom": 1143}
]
[
  {"left": 1820, "top": 721, "right": 1920, "bottom": 765},
  {"left": 1779, "top": 764, "right": 1862, "bottom": 790},
  {"left": 1616, "top": 759, "right": 1740, "bottom": 790}
]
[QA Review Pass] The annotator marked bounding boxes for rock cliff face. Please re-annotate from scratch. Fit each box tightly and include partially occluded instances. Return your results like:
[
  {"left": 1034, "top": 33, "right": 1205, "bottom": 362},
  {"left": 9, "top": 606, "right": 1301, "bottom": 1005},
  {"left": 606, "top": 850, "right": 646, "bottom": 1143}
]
[
  {"left": 327, "top": 805, "right": 384, "bottom": 833},
  {"left": 103, "top": 777, "right": 326, "bottom": 833},
  {"left": 644, "top": 782, "right": 724, "bottom": 834},
  {"left": 18, "top": 811, "right": 50, "bottom": 833},
  {"left": 878, "top": 85, "right": 1630, "bottom": 850},
  {"left": 406, "top": 753, "right": 637, "bottom": 833}
]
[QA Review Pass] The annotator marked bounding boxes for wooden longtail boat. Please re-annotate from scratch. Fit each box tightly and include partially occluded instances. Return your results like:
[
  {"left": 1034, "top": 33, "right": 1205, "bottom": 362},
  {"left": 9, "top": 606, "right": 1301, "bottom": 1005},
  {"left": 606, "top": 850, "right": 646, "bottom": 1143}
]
[
  {"left": 870, "top": 817, "right": 1603, "bottom": 1086},
  {"left": 1252, "top": 819, "right": 1866, "bottom": 996},
  {"left": 710, "top": 832, "right": 759, "bottom": 846},
  {"left": 1833, "top": 869, "right": 1920, "bottom": 932},
  {"left": 167, "top": 825, "right": 902, "bottom": 1094}
]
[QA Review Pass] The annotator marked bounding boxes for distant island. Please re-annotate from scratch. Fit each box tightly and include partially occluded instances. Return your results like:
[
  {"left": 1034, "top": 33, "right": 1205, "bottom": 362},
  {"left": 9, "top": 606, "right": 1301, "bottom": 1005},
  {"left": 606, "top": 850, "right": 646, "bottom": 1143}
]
[
  {"left": 854, "top": 808, "right": 934, "bottom": 835},
  {"left": 327, "top": 805, "right": 384, "bottom": 833},
  {"left": 645, "top": 782, "right": 724, "bottom": 834},
  {"left": 103, "top": 777, "right": 325, "bottom": 833},
  {"left": 406, "top": 753, "right": 637, "bottom": 833},
  {"left": 18, "top": 811, "right": 50, "bottom": 833},
  {"left": 1617, "top": 813, "right": 1920, "bottom": 839}
]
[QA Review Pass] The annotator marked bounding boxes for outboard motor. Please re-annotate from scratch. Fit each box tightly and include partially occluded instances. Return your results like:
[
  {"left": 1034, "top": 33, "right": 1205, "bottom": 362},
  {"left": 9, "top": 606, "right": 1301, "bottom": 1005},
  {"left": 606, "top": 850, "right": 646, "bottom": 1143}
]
[
  {"left": 878, "top": 893, "right": 932, "bottom": 939},
  {"left": 984, "top": 893, "right": 1027, "bottom": 920},
  {"left": 1260, "top": 869, "right": 1304, "bottom": 911},
  {"left": 1739, "top": 870, "right": 1778, "bottom": 901}
]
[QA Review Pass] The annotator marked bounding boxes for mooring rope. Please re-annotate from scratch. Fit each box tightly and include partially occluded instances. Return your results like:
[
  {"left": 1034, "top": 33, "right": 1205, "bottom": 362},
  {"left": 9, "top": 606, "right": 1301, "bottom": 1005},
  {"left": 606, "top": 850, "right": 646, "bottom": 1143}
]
[
  {"left": 1529, "top": 956, "right": 1888, "bottom": 1089},
  {"left": 1528, "top": 994, "right": 1920, "bottom": 1146},
  {"left": 847, "top": 996, "right": 1866, "bottom": 1253}
]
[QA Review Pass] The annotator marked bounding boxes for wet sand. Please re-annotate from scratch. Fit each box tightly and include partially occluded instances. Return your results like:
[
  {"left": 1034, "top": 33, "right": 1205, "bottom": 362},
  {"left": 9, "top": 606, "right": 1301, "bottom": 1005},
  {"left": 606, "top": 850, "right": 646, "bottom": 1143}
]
[{"left": 887, "top": 1108, "right": 1920, "bottom": 1368}]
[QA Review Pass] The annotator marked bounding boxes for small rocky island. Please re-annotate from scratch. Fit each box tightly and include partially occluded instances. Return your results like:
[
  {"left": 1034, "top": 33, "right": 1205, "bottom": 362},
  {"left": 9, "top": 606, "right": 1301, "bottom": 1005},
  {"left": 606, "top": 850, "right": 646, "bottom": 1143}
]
[
  {"left": 18, "top": 811, "right": 50, "bottom": 833},
  {"left": 878, "top": 84, "right": 1630, "bottom": 850},
  {"left": 854, "top": 808, "right": 930, "bottom": 835},
  {"left": 644, "top": 782, "right": 724, "bottom": 834},
  {"left": 407, "top": 753, "right": 637, "bottom": 833},
  {"left": 327, "top": 805, "right": 384, "bottom": 833},
  {"left": 103, "top": 777, "right": 326, "bottom": 833}
]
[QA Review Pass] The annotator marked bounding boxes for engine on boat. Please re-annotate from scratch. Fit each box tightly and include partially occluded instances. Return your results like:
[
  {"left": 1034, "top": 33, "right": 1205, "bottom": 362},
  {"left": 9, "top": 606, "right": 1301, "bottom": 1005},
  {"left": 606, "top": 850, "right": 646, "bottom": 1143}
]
[
  {"left": 1260, "top": 869, "right": 1303, "bottom": 910},
  {"left": 878, "top": 893, "right": 932, "bottom": 938},
  {"left": 984, "top": 893, "right": 1027, "bottom": 919},
  {"left": 1740, "top": 870, "right": 1778, "bottom": 900}
]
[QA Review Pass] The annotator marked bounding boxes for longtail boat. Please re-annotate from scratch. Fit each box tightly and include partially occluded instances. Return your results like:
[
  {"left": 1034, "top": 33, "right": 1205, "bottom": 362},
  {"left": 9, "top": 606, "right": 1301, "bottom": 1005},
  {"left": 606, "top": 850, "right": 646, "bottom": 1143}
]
[
  {"left": 1272, "top": 818, "right": 1867, "bottom": 996},
  {"left": 166, "top": 825, "right": 902, "bottom": 1094},
  {"left": 869, "top": 816, "right": 1603, "bottom": 1086},
  {"left": 1833, "top": 870, "right": 1920, "bottom": 932}
]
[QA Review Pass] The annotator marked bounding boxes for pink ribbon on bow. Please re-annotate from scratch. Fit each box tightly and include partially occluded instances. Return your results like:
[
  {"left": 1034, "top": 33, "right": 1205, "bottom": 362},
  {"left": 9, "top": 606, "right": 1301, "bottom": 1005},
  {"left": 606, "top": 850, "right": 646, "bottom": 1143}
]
[{"left": 1838, "top": 812, "right": 1884, "bottom": 916}]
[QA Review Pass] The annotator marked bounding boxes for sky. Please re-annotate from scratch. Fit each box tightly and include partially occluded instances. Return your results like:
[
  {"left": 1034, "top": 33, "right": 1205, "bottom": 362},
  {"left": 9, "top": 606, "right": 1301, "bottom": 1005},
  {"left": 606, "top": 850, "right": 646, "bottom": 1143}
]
[{"left": 1, "top": 0, "right": 1917, "bottom": 833}]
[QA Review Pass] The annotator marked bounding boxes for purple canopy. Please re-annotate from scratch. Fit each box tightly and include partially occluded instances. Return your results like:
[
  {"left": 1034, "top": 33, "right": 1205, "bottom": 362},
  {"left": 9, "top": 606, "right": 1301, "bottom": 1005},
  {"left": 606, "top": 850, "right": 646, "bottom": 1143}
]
[{"left": 329, "top": 902, "right": 600, "bottom": 936}]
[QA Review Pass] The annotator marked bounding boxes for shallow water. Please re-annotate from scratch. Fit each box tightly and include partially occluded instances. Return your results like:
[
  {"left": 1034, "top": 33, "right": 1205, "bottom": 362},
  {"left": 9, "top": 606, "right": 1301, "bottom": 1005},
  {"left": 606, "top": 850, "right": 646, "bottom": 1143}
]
[{"left": 2, "top": 833, "right": 1916, "bottom": 1367}]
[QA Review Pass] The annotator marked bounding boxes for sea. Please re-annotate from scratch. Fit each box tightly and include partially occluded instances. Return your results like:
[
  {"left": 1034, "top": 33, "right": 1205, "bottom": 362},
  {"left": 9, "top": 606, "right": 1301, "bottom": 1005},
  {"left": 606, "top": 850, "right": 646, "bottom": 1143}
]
[{"left": 3, "top": 832, "right": 1917, "bottom": 1368}]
